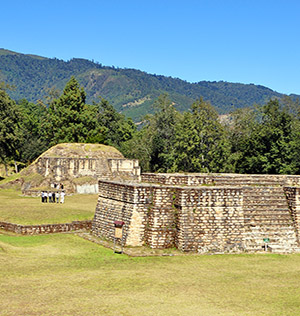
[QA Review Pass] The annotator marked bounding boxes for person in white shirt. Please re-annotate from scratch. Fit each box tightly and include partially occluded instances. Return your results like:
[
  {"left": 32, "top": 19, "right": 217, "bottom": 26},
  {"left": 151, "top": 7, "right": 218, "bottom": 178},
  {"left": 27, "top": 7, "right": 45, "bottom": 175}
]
[
  {"left": 55, "top": 191, "right": 60, "bottom": 203},
  {"left": 60, "top": 191, "right": 65, "bottom": 203}
]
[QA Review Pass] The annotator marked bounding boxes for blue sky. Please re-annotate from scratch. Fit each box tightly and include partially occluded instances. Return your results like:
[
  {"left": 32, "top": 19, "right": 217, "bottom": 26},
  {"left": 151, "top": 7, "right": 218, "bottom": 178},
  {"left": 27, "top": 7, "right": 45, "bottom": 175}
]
[{"left": 1, "top": 0, "right": 300, "bottom": 94}]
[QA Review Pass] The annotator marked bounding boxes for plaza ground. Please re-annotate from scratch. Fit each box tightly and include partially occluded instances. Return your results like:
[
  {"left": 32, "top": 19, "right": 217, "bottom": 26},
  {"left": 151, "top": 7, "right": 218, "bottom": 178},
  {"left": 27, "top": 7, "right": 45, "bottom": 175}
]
[{"left": 1, "top": 188, "right": 300, "bottom": 315}]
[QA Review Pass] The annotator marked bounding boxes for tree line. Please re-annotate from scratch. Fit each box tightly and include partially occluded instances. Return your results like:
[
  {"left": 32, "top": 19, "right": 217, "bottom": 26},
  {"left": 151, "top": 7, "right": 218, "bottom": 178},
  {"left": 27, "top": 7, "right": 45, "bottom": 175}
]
[{"left": 1, "top": 76, "right": 300, "bottom": 176}]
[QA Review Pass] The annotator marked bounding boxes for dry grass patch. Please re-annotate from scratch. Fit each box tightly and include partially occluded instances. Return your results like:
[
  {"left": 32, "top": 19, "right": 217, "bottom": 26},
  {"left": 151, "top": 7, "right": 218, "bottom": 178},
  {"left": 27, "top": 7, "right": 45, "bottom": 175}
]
[
  {"left": 0, "top": 189, "right": 97, "bottom": 224},
  {"left": 1, "top": 232, "right": 300, "bottom": 315}
]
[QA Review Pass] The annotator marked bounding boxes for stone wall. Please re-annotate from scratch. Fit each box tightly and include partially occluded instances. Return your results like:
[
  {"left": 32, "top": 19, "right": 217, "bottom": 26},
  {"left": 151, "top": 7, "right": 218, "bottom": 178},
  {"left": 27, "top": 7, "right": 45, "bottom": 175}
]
[
  {"left": 37, "top": 157, "right": 104, "bottom": 181},
  {"left": 144, "top": 186, "right": 177, "bottom": 248},
  {"left": 108, "top": 159, "right": 140, "bottom": 179},
  {"left": 92, "top": 181, "right": 245, "bottom": 252},
  {"left": 175, "top": 187, "right": 244, "bottom": 252},
  {"left": 142, "top": 173, "right": 300, "bottom": 187},
  {"left": 92, "top": 175, "right": 300, "bottom": 253},
  {"left": 284, "top": 187, "right": 300, "bottom": 244},
  {"left": 0, "top": 220, "right": 92, "bottom": 235},
  {"left": 36, "top": 157, "right": 140, "bottom": 182},
  {"left": 92, "top": 181, "right": 151, "bottom": 246},
  {"left": 141, "top": 173, "right": 213, "bottom": 186}
]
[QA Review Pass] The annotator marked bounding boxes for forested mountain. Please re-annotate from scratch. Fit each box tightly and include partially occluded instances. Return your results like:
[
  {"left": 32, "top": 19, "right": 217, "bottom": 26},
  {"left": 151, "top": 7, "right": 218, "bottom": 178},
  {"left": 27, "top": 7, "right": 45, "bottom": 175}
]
[{"left": 0, "top": 48, "right": 298, "bottom": 121}]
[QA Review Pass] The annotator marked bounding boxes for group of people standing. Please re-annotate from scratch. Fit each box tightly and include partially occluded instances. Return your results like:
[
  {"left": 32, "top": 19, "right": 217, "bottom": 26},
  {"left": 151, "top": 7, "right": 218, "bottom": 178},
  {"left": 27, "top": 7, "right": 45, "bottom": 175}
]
[{"left": 41, "top": 190, "right": 65, "bottom": 203}]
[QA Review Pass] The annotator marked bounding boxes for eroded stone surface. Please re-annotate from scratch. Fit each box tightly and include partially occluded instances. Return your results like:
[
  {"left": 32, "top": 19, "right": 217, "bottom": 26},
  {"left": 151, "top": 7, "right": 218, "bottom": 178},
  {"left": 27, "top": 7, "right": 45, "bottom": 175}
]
[{"left": 92, "top": 174, "right": 300, "bottom": 254}]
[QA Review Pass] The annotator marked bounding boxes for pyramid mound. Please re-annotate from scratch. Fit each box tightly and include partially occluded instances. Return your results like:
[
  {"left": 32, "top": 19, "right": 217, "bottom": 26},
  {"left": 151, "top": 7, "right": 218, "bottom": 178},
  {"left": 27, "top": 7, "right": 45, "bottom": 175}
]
[
  {"left": 0, "top": 143, "right": 140, "bottom": 194},
  {"left": 38, "top": 143, "right": 124, "bottom": 159}
]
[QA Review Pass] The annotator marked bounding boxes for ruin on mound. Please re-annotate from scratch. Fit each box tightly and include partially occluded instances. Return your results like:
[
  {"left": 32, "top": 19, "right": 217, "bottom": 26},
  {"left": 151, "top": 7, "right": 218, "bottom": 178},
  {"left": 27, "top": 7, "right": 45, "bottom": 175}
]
[
  {"left": 9, "top": 143, "right": 140, "bottom": 194},
  {"left": 92, "top": 173, "right": 300, "bottom": 254}
]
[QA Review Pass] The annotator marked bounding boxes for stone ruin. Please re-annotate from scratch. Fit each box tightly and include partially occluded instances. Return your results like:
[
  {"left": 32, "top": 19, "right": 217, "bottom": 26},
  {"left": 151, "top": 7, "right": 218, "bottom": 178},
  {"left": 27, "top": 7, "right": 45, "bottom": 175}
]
[
  {"left": 17, "top": 143, "right": 300, "bottom": 254},
  {"left": 92, "top": 173, "right": 300, "bottom": 254},
  {"left": 20, "top": 143, "right": 140, "bottom": 194},
  {"left": 33, "top": 156, "right": 140, "bottom": 193}
]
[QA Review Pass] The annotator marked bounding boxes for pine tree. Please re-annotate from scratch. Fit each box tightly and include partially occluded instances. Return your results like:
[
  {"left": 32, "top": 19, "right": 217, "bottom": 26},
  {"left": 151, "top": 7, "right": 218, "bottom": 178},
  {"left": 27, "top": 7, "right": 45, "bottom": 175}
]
[
  {"left": 174, "top": 98, "right": 231, "bottom": 173},
  {"left": 47, "top": 76, "right": 99, "bottom": 144}
]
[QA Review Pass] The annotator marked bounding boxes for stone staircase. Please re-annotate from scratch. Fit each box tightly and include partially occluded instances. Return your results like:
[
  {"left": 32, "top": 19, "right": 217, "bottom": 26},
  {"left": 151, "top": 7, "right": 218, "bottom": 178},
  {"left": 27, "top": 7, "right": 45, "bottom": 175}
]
[{"left": 242, "top": 186, "right": 299, "bottom": 253}]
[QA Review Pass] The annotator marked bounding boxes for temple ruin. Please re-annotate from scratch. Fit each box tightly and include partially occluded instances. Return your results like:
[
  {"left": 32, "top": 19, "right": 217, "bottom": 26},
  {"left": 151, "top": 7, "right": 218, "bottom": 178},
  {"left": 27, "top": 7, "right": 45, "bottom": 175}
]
[{"left": 92, "top": 173, "right": 300, "bottom": 254}]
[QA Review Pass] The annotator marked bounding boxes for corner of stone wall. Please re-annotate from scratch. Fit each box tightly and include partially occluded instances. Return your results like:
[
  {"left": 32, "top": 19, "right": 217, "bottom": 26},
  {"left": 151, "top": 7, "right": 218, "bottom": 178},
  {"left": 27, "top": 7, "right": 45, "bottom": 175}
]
[
  {"left": 144, "top": 186, "right": 178, "bottom": 249},
  {"left": 284, "top": 187, "right": 300, "bottom": 245}
]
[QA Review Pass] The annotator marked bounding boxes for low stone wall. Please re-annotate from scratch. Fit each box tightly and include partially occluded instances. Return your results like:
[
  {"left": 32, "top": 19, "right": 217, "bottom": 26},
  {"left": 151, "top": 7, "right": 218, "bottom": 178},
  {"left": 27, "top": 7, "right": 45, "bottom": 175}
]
[
  {"left": 141, "top": 173, "right": 213, "bottom": 186},
  {"left": 0, "top": 220, "right": 92, "bottom": 235},
  {"left": 141, "top": 173, "right": 300, "bottom": 187}
]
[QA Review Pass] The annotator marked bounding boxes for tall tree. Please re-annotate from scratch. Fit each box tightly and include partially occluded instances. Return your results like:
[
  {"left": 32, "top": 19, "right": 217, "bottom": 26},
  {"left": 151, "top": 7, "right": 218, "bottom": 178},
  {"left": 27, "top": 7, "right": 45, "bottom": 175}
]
[
  {"left": 227, "top": 107, "right": 258, "bottom": 172},
  {"left": 96, "top": 97, "right": 136, "bottom": 148},
  {"left": 46, "top": 76, "right": 101, "bottom": 144},
  {"left": 174, "top": 98, "right": 231, "bottom": 173},
  {"left": 233, "top": 99, "right": 294, "bottom": 174},
  {"left": 0, "top": 84, "right": 22, "bottom": 175},
  {"left": 17, "top": 99, "right": 48, "bottom": 163},
  {"left": 122, "top": 94, "right": 180, "bottom": 172},
  {"left": 148, "top": 94, "right": 180, "bottom": 172}
]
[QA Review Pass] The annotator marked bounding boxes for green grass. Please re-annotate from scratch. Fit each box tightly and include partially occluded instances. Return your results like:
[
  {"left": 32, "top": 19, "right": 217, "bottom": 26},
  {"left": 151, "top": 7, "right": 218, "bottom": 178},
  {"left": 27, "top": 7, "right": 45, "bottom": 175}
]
[
  {"left": 0, "top": 189, "right": 98, "bottom": 224},
  {"left": 0, "top": 232, "right": 300, "bottom": 315},
  {"left": 73, "top": 176, "right": 96, "bottom": 185}
]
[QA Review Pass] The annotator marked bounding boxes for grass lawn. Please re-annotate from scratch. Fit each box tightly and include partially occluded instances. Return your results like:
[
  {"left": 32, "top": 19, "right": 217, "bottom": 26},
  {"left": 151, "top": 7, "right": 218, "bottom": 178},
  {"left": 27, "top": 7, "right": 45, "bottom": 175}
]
[
  {"left": 1, "top": 232, "right": 300, "bottom": 316},
  {"left": 0, "top": 189, "right": 98, "bottom": 225}
]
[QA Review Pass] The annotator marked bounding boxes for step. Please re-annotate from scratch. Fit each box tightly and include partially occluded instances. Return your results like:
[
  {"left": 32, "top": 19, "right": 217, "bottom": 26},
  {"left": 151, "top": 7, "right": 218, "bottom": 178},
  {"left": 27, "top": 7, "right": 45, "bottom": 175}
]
[
  {"left": 245, "top": 207, "right": 290, "bottom": 211},
  {"left": 244, "top": 204, "right": 288, "bottom": 208},
  {"left": 244, "top": 216, "right": 292, "bottom": 222}
]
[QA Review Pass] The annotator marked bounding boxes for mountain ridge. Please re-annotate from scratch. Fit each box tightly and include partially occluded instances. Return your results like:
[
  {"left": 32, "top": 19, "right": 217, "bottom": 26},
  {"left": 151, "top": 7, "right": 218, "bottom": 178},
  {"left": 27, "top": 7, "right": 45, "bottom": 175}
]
[{"left": 0, "top": 48, "right": 297, "bottom": 121}]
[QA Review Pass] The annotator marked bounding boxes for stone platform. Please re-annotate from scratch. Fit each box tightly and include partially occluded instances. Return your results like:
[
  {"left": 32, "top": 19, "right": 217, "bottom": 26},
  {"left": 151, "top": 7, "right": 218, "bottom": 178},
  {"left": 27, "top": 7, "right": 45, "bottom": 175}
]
[{"left": 92, "top": 173, "right": 300, "bottom": 254}]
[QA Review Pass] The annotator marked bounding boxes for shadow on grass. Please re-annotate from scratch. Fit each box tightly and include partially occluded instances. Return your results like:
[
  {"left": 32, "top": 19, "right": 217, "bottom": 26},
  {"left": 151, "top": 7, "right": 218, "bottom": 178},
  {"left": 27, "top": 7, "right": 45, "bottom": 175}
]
[{"left": 114, "top": 250, "right": 124, "bottom": 255}]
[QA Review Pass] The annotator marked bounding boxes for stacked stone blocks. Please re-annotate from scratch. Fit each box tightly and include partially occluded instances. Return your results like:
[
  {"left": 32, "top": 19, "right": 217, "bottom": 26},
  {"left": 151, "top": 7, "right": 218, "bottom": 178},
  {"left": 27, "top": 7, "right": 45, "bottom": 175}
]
[
  {"left": 0, "top": 220, "right": 92, "bottom": 235},
  {"left": 92, "top": 173, "right": 300, "bottom": 253}
]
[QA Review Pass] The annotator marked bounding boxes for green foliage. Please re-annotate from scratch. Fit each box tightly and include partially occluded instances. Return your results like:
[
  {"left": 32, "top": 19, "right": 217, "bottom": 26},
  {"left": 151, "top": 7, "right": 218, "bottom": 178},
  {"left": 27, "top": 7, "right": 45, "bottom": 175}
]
[
  {"left": 0, "top": 85, "right": 22, "bottom": 174},
  {"left": 128, "top": 94, "right": 180, "bottom": 172},
  {"left": 96, "top": 97, "right": 136, "bottom": 148},
  {"left": 46, "top": 77, "right": 104, "bottom": 145},
  {"left": 0, "top": 77, "right": 138, "bottom": 170},
  {"left": 17, "top": 99, "right": 49, "bottom": 163},
  {"left": 174, "top": 98, "right": 232, "bottom": 173},
  {"left": 121, "top": 127, "right": 153, "bottom": 172},
  {"left": 148, "top": 94, "right": 180, "bottom": 172},
  {"left": 3, "top": 53, "right": 300, "bottom": 177},
  {"left": 1, "top": 49, "right": 297, "bottom": 122},
  {"left": 230, "top": 99, "right": 297, "bottom": 174}
]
